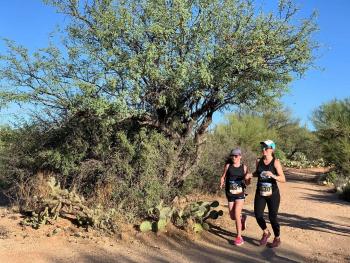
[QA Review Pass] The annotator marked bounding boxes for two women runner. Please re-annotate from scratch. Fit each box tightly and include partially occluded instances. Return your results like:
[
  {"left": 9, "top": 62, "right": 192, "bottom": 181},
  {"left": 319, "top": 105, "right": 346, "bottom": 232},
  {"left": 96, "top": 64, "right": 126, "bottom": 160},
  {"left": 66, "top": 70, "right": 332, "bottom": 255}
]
[{"left": 220, "top": 140, "right": 286, "bottom": 247}]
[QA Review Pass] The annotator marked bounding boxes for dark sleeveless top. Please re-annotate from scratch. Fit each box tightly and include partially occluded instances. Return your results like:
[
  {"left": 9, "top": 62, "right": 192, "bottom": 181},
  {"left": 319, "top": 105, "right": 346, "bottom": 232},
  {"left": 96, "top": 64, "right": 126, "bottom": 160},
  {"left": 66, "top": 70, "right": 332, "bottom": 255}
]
[
  {"left": 225, "top": 164, "right": 245, "bottom": 196},
  {"left": 256, "top": 158, "right": 278, "bottom": 191}
]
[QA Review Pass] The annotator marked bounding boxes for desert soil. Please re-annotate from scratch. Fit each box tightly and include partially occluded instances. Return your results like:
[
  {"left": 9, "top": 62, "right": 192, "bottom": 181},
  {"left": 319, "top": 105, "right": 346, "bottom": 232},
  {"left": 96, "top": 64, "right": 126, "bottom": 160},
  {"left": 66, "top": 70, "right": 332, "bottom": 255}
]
[{"left": 0, "top": 168, "right": 349, "bottom": 263}]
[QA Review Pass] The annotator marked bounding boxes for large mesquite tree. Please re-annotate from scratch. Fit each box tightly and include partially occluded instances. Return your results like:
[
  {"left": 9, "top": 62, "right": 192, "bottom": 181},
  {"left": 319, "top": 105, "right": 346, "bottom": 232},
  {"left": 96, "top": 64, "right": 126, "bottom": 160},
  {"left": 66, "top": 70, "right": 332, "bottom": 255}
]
[{"left": 0, "top": 0, "right": 317, "bottom": 186}]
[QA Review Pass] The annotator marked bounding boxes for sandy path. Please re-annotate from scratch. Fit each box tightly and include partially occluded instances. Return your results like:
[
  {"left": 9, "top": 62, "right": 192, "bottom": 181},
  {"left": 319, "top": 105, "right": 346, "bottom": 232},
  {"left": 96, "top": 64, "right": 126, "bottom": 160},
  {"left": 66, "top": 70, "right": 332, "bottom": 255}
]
[{"left": 0, "top": 169, "right": 349, "bottom": 263}]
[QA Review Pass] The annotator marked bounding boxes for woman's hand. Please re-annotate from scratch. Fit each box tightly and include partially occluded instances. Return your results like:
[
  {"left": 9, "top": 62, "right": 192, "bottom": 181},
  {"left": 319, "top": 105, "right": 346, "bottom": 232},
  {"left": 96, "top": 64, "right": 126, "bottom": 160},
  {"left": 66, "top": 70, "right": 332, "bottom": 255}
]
[
  {"left": 220, "top": 177, "right": 225, "bottom": 189},
  {"left": 264, "top": 171, "right": 275, "bottom": 178},
  {"left": 245, "top": 173, "right": 253, "bottom": 180},
  {"left": 245, "top": 173, "right": 252, "bottom": 185}
]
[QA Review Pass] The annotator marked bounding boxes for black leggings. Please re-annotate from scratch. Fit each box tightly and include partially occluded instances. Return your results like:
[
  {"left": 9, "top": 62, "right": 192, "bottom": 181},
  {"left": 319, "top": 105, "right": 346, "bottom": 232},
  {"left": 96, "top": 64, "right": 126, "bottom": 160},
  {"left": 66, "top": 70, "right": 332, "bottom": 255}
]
[{"left": 254, "top": 188, "right": 280, "bottom": 237}]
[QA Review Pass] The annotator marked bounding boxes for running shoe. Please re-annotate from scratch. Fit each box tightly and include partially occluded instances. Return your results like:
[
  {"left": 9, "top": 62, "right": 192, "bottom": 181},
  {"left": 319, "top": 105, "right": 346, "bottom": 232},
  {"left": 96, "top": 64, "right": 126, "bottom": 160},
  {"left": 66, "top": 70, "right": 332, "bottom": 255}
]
[
  {"left": 269, "top": 237, "right": 281, "bottom": 248},
  {"left": 259, "top": 231, "right": 271, "bottom": 246},
  {"left": 241, "top": 214, "right": 247, "bottom": 231},
  {"left": 234, "top": 236, "right": 244, "bottom": 246}
]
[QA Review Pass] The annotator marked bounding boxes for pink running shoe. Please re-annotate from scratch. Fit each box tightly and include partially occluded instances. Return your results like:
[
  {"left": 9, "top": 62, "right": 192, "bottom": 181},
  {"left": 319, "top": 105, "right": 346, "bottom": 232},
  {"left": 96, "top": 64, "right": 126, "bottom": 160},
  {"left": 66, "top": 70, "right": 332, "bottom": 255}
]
[
  {"left": 259, "top": 231, "right": 271, "bottom": 246},
  {"left": 269, "top": 237, "right": 281, "bottom": 248},
  {"left": 234, "top": 236, "right": 244, "bottom": 246},
  {"left": 241, "top": 215, "right": 247, "bottom": 231}
]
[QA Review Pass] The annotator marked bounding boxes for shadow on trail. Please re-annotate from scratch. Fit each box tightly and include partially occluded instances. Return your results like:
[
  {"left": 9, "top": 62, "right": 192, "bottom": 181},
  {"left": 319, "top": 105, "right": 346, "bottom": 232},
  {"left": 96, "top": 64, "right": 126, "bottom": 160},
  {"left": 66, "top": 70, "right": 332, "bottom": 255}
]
[
  {"left": 242, "top": 210, "right": 350, "bottom": 237},
  {"left": 301, "top": 188, "right": 349, "bottom": 206},
  {"left": 284, "top": 171, "right": 318, "bottom": 183},
  {"left": 278, "top": 212, "right": 350, "bottom": 237},
  {"left": 207, "top": 223, "right": 259, "bottom": 246},
  {"left": 203, "top": 223, "right": 303, "bottom": 262}
]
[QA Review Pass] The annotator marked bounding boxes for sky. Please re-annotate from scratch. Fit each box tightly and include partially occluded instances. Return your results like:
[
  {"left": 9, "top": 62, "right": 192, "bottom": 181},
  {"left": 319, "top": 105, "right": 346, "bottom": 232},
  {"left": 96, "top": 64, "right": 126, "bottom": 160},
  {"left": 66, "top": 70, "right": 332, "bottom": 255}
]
[{"left": 0, "top": 0, "right": 349, "bottom": 129}]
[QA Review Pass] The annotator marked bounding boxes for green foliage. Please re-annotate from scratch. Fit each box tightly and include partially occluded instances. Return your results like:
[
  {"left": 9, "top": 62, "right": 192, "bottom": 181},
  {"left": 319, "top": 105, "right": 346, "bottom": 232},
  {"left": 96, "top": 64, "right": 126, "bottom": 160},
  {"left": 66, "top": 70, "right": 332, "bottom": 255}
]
[
  {"left": 216, "top": 114, "right": 278, "bottom": 152},
  {"left": 312, "top": 98, "right": 350, "bottom": 177},
  {"left": 274, "top": 148, "right": 286, "bottom": 161},
  {"left": 325, "top": 171, "right": 338, "bottom": 184},
  {"left": 0, "top": 0, "right": 319, "bottom": 229},
  {"left": 243, "top": 102, "right": 322, "bottom": 161},
  {"left": 1, "top": 0, "right": 318, "bottom": 187},
  {"left": 0, "top": 122, "right": 175, "bottom": 223}
]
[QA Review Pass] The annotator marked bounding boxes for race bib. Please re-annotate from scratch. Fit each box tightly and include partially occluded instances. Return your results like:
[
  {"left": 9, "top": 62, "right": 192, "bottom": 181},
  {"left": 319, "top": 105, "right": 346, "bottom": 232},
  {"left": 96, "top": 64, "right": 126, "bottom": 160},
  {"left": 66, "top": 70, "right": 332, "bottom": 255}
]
[
  {"left": 229, "top": 180, "right": 243, "bottom": 195},
  {"left": 259, "top": 182, "right": 272, "bottom": 196}
]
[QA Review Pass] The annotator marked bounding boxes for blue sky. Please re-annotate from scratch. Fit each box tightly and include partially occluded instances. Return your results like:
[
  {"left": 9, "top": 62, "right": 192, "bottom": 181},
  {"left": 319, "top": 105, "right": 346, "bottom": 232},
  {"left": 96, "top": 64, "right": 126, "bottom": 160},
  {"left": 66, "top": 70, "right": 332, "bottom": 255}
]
[{"left": 0, "top": 0, "right": 349, "bottom": 129}]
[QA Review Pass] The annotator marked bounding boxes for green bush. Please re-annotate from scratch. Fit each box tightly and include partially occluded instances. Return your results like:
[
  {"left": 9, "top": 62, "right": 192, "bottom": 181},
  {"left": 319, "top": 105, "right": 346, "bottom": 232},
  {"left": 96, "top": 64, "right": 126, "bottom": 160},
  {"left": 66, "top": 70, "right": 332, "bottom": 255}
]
[
  {"left": 312, "top": 98, "right": 350, "bottom": 176},
  {"left": 274, "top": 149, "right": 286, "bottom": 161},
  {"left": 0, "top": 114, "right": 176, "bottom": 222},
  {"left": 325, "top": 171, "right": 338, "bottom": 184}
]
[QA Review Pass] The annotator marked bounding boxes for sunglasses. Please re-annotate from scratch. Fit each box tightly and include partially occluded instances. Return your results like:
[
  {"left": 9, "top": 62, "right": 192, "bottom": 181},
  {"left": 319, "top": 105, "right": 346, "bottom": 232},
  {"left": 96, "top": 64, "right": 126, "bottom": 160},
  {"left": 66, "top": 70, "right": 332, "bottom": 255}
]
[
  {"left": 231, "top": 155, "right": 241, "bottom": 158},
  {"left": 261, "top": 146, "right": 272, "bottom": 151}
]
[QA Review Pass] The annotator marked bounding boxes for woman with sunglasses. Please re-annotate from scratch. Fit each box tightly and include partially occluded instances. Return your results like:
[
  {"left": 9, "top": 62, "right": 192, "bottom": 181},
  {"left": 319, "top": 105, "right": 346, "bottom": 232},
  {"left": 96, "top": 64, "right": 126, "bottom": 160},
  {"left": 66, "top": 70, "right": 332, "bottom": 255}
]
[
  {"left": 220, "top": 148, "right": 251, "bottom": 246},
  {"left": 251, "top": 140, "right": 286, "bottom": 248}
]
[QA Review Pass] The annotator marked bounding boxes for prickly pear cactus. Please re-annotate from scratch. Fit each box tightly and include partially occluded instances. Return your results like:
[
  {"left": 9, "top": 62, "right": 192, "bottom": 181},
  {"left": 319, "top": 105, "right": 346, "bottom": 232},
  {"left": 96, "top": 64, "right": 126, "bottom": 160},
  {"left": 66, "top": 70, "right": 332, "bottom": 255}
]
[
  {"left": 171, "top": 200, "right": 223, "bottom": 233},
  {"left": 140, "top": 221, "right": 153, "bottom": 232},
  {"left": 139, "top": 199, "right": 223, "bottom": 234},
  {"left": 139, "top": 201, "right": 176, "bottom": 232},
  {"left": 21, "top": 177, "right": 118, "bottom": 234}
]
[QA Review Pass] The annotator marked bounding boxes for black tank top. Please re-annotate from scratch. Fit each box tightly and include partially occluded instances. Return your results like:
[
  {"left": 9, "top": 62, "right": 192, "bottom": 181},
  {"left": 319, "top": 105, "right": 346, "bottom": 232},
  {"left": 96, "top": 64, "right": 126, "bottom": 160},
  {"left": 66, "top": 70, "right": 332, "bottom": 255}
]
[
  {"left": 256, "top": 158, "right": 278, "bottom": 190},
  {"left": 225, "top": 164, "right": 245, "bottom": 192}
]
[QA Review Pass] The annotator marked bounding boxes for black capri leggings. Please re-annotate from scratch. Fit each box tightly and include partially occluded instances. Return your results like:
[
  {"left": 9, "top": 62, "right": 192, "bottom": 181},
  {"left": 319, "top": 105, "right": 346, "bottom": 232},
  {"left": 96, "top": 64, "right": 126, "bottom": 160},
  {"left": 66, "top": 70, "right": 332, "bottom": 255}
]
[{"left": 254, "top": 188, "right": 280, "bottom": 237}]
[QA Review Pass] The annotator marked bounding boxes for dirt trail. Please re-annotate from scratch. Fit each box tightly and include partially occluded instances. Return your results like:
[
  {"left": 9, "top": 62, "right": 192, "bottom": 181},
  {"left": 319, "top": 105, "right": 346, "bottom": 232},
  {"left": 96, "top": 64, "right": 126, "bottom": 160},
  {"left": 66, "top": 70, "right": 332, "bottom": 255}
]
[{"left": 0, "top": 169, "right": 349, "bottom": 263}]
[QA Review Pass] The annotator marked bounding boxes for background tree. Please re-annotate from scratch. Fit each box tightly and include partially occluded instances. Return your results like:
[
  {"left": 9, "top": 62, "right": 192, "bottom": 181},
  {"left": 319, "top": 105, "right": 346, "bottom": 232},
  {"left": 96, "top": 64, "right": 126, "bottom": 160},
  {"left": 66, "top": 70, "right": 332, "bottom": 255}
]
[
  {"left": 312, "top": 98, "right": 350, "bottom": 176},
  {"left": 239, "top": 102, "right": 321, "bottom": 160},
  {"left": 0, "top": 0, "right": 317, "bottom": 192}
]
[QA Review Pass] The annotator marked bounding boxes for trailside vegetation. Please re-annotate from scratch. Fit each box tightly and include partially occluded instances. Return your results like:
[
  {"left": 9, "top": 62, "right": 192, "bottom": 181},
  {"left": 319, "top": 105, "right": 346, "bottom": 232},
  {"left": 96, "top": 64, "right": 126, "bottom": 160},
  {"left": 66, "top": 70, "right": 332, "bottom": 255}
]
[
  {"left": 312, "top": 98, "right": 350, "bottom": 200},
  {"left": 0, "top": 0, "right": 317, "bottom": 226}
]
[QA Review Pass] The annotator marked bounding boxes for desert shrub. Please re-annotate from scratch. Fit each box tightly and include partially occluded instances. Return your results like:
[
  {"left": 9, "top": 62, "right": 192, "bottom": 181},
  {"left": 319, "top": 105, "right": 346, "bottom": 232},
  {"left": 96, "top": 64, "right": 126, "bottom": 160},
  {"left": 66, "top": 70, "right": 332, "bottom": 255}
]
[
  {"left": 281, "top": 150, "right": 325, "bottom": 168},
  {"left": 325, "top": 171, "right": 338, "bottom": 184},
  {"left": 312, "top": 98, "right": 350, "bottom": 176},
  {"left": 274, "top": 149, "right": 286, "bottom": 161},
  {"left": 0, "top": 113, "right": 176, "bottom": 222}
]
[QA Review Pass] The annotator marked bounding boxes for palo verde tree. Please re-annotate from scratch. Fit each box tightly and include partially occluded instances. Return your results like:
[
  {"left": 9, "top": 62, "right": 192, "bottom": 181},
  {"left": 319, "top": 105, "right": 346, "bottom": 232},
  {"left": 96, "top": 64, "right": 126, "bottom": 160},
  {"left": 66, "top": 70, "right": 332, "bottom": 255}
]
[{"left": 0, "top": 0, "right": 317, "bottom": 187}]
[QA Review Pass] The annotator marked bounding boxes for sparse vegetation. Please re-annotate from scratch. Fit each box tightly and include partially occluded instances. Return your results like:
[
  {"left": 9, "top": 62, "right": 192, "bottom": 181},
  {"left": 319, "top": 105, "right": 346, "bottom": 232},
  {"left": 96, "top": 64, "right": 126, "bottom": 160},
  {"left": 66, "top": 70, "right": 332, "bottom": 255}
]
[{"left": 20, "top": 177, "right": 119, "bottom": 234}]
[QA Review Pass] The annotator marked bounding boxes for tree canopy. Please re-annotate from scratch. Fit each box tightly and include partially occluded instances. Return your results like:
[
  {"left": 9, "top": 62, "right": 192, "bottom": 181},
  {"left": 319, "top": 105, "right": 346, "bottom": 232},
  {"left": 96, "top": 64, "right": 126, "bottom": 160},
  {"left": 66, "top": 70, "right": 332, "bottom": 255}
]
[{"left": 0, "top": 0, "right": 317, "bottom": 183}]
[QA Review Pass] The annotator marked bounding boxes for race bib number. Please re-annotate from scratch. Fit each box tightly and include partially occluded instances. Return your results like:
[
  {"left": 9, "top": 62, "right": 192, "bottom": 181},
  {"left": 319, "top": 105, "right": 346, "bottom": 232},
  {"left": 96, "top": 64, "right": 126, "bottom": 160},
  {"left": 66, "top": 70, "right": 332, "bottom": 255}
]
[
  {"left": 259, "top": 182, "right": 272, "bottom": 196},
  {"left": 229, "top": 180, "right": 243, "bottom": 195}
]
